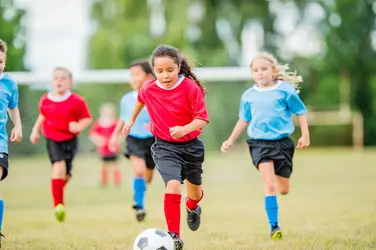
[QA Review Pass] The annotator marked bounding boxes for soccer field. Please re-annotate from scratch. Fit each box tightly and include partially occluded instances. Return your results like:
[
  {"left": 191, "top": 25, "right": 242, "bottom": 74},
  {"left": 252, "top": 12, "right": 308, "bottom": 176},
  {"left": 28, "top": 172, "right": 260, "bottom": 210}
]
[{"left": 3, "top": 148, "right": 376, "bottom": 250}]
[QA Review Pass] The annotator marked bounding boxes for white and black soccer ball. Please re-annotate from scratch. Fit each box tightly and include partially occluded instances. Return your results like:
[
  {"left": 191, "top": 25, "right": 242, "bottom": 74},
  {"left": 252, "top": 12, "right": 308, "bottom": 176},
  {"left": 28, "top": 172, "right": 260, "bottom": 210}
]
[{"left": 133, "top": 228, "right": 174, "bottom": 250}]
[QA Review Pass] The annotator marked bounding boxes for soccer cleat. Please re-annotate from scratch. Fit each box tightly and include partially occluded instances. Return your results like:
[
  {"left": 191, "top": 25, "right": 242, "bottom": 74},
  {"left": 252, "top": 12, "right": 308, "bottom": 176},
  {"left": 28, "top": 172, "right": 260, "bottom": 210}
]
[
  {"left": 0, "top": 231, "right": 6, "bottom": 249},
  {"left": 55, "top": 203, "right": 66, "bottom": 222},
  {"left": 186, "top": 205, "right": 202, "bottom": 231},
  {"left": 168, "top": 232, "right": 184, "bottom": 250},
  {"left": 270, "top": 226, "right": 283, "bottom": 239},
  {"left": 132, "top": 205, "right": 146, "bottom": 222}
]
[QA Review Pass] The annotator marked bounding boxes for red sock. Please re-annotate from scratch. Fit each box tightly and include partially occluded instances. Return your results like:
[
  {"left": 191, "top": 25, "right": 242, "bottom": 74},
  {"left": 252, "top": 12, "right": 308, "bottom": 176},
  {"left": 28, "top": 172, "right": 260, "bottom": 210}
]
[
  {"left": 113, "top": 168, "right": 121, "bottom": 185},
  {"left": 101, "top": 166, "right": 108, "bottom": 186},
  {"left": 51, "top": 178, "right": 65, "bottom": 207},
  {"left": 186, "top": 189, "right": 204, "bottom": 211},
  {"left": 164, "top": 193, "right": 182, "bottom": 237}
]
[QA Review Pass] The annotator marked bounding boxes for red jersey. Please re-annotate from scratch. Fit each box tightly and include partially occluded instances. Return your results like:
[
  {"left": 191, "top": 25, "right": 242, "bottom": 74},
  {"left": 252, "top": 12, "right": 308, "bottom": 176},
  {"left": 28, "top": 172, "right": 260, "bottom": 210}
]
[
  {"left": 138, "top": 76, "right": 209, "bottom": 142},
  {"left": 39, "top": 92, "right": 91, "bottom": 141},
  {"left": 89, "top": 121, "right": 119, "bottom": 156}
]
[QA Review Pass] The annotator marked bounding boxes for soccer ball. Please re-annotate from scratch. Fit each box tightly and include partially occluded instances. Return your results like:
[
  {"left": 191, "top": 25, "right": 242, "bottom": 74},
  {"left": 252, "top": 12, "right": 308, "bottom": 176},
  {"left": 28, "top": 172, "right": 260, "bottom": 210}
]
[{"left": 133, "top": 228, "right": 174, "bottom": 250}]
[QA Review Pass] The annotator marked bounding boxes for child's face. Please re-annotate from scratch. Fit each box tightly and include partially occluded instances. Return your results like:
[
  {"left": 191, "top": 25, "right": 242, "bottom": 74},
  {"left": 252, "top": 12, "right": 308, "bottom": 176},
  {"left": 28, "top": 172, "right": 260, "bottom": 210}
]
[
  {"left": 153, "top": 56, "right": 180, "bottom": 89},
  {"left": 130, "top": 65, "right": 148, "bottom": 90},
  {"left": 52, "top": 69, "right": 71, "bottom": 95},
  {"left": 251, "top": 58, "right": 275, "bottom": 86},
  {"left": 100, "top": 105, "right": 115, "bottom": 119},
  {"left": 0, "top": 52, "right": 6, "bottom": 74}
]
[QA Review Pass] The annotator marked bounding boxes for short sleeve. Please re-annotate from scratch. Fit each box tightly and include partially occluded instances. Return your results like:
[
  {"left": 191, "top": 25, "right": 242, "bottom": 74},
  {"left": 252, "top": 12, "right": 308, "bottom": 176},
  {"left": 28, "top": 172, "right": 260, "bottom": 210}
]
[
  {"left": 189, "top": 85, "right": 209, "bottom": 123},
  {"left": 239, "top": 93, "right": 252, "bottom": 122},
  {"left": 38, "top": 95, "right": 47, "bottom": 116},
  {"left": 8, "top": 83, "right": 18, "bottom": 109},
  {"left": 138, "top": 86, "right": 145, "bottom": 104},
  {"left": 77, "top": 98, "right": 92, "bottom": 119},
  {"left": 285, "top": 90, "right": 307, "bottom": 115}
]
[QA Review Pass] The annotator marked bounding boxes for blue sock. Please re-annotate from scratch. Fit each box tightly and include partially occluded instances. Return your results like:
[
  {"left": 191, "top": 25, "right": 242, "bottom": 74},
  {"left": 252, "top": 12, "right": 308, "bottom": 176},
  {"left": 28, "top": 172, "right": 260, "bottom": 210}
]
[
  {"left": 133, "top": 178, "right": 146, "bottom": 208},
  {"left": 265, "top": 195, "right": 279, "bottom": 230},
  {"left": 0, "top": 200, "right": 3, "bottom": 231}
]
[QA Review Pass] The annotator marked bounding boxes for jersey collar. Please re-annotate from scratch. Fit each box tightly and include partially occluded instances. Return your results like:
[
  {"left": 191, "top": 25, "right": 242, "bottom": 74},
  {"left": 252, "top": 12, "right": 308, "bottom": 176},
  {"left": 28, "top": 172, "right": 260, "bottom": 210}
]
[
  {"left": 0, "top": 73, "right": 4, "bottom": 80},
  {"left": 47, "top": 91, "right": 72, "bottom": 102},
  {"left": 156, "top": 75, "right": 185, "bottom": 90}
]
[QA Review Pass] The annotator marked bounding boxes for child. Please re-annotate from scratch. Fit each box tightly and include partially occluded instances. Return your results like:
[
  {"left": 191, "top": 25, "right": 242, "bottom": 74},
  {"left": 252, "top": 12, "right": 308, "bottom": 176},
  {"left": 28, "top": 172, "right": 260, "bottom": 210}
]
[
  {"left": 221, "top": 52, "right": 310, "bottom": 239},
  {"left": 0, "top": 39, "right": 23, "bottom": 248},
  {"left": 89, "top": 102, "right": 121, "bottom": 187},
  {"left": 109, "top": 60, "right": 155, "bottom": 222},
  {"left": 122, "top": 46, "right": 209, "bottom": 250},
  {"left": 30, "top": 67, "right": 92, "bottom": 222}
]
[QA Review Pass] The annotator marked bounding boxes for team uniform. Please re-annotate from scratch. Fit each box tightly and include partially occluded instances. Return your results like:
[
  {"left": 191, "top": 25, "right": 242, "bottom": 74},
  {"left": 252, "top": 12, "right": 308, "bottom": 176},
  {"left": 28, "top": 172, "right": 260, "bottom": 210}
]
[
  {"left": 138, "top": 75, "right": 209, "bottom": 245},
  {"left": 0, "top": 73, "right": 19, "bottom": 244},
  {"left": 90, "top": 121, "right": 119, "bottom": 161},
  {"left": 40, "top": 91, "right": 91, "bottom": 177},
  {"left": 239, "top": 80, "right": 307, "bottom": 235},
  {"left": 120, "top": 90, "right": 155, "bottom": 216},
  {"left": 0, "top": 73, "right": 18, "bottom": 181}
]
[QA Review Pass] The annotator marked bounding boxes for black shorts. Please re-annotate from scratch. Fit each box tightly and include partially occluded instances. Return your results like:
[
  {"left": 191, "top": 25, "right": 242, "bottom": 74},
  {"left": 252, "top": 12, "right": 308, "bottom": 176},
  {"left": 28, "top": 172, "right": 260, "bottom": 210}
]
[
  {"left": 247, "top": 137, "right": 295, "bottom": 178},
  {"left": 101, "top": 155, "right": 118, "bottom": 162},
  {"left": 46, "top": 137, "right": 78, "bottom": 176},
  {"left": 151, "top": 137, "right": 205, "bottom": 186},
  {"left": 125, "top": 135, "right": 155, "bottom": 169},
  {"left": 0, "top": 153, "right": 9, "bottom": 181}
]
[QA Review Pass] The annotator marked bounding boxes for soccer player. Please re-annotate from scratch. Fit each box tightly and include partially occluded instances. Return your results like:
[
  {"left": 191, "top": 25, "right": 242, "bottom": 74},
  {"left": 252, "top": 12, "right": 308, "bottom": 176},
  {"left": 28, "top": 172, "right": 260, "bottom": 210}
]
[
  {"left": 0, "top": 39, "right": 23, "bottom": 248},
  {"left": 109, "top": 60, "right": 155, "bottom": 222},
  {"left": 122, "top": 45, "right": 209, "bottom": 250},
  {"left": 89, "top": 102, "right": 121, "bottom": 187},
  {"left": 30, "top": 67, "right": 92, "bottom": 222},
  {"left": 221, "top": 52, "right": 310, "bottom": 239}
]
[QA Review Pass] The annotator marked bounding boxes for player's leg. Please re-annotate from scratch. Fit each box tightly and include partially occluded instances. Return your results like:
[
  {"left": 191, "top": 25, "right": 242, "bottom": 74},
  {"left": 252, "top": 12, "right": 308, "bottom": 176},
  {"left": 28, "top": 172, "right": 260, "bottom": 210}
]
[
  {"left": 277, "top": 176, "right": 290, "bottom": 195},
  {"left": 151, "top": 141, "right": 184, "bottom": 249},
  {"left": 0, "top": 153, "right": 9, "bottom": 248},
  {"left": 100, "top": 158, "right": 110, "bottom": 187},
  {"left": 184, "top": 138, "right": 205, "bottom": 232},
  {"left": 51, "top": 160, "right": 66, "bottom": 222},
  {"left": 258, "top": 161, "right": 282, "bottom": 239},
  {"left": 130, "top": 155, "right": 147, "bottom": 221},
  {"left": 109, "top": 157, "right": 121, "bottom": 187}
]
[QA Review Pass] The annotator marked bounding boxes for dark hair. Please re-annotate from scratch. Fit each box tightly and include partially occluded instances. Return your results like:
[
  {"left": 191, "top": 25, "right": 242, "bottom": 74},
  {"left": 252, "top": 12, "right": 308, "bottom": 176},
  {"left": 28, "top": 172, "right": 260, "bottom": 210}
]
[
  {"left": 151, "top": 45, "right": 206, "bottom": 93},
  {"left": 129, "top": 59, "right": 154, "bottom": 76},
  {"left": 0, "top": 39, "right": 7, "bottom": 53},
  {"left": 53, "top": 67, "right": 73, "bottom": 80}
]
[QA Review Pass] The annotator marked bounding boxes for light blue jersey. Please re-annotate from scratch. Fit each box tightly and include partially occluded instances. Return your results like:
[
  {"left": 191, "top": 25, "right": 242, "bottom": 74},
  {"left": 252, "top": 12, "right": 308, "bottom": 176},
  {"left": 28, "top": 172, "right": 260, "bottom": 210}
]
[
  {"left": 0, "top": 73, "right": 19, "bottom": 153},
  {"left": 120, "top": 91, "right": 153, "bottom": 139},
  {"left": 239, "top": 81, "right": 307, "bottom": 140}
]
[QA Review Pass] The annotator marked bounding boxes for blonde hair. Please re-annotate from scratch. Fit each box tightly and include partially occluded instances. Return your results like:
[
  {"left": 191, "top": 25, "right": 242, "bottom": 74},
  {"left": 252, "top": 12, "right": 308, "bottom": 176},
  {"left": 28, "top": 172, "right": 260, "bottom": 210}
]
[
  {"left": 250, "top": 52, "right": 303, "bottom": 91},
  {"left": 0, "top": 39, "right": 7, "bottom": 53},
  {"left": 53, "top": 67, "right": 73, "bottom": 80}
]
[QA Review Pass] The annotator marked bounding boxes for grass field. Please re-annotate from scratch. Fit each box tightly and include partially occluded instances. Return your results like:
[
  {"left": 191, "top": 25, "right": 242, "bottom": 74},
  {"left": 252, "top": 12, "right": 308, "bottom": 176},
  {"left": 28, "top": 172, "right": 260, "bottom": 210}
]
[{"left": 2, "top": 147, "right": 376, "bottom": 249}]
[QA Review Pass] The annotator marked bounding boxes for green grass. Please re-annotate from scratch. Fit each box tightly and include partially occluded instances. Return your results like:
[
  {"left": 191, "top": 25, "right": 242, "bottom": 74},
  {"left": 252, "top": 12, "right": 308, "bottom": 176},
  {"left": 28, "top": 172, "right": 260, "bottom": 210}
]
[{"left": 3, "top": 147, "right": 376, "bottom": 249}]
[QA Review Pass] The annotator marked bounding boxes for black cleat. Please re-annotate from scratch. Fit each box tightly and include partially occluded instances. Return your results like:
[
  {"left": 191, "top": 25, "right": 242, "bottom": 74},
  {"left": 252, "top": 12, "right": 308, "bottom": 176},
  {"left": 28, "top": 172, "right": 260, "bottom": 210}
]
[
  {"left": 186, "top": 205, "right": 201, "bottom": 231},
  {"left": 168, "top": 232, "right": 184, "bottom": 250},
  {"left": 132, "top": 205, "right": 146, "bottom": 222}
]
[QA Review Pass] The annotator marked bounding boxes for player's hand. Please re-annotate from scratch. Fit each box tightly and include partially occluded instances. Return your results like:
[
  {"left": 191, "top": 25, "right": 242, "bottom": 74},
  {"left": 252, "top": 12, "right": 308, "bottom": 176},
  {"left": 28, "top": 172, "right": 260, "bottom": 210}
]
[
  {"left": 30, "top": 131, "right": 40, "bottom": 144},
  {"left": 122, "top": 121, "right": 134, "bottom": 136},
  {"left": 10, "top": 125, "right": 22, "bottom": 143},
  {"left": 221, "top": 139, "right": 234, "bottom": 153},
  {"left": 69, "top": 121, "right": 82, "bottom": 133},
  {"left": 108, "top": 136, "right": 119, "bottom": 153},
  {"left": 91, "top": 135, "right": 106, "bottom": 147},
  {"left": 297, "top": 134, "right": 310, "bottom": 149},
  {"left": 169, "top": 126, "right": 189, "bottom": 139}
]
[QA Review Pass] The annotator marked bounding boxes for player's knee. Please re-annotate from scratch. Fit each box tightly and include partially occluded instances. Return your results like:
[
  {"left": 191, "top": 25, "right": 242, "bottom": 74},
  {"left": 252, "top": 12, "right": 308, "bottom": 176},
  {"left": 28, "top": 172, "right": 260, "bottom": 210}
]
[
  {"left": 264, "top": 183, "right": 277, "bottom": 195},
  {"left": 52, "top": 161, "right": 66, "bottom": 178},
  {"left": 166, "top": 180, "right": 181, "bottom": 194}
]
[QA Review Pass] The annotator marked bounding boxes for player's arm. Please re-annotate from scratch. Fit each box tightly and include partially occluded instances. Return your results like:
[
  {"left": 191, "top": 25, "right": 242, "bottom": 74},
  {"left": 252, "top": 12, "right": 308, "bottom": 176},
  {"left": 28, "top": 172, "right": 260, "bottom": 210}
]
[
  {"left": 30, "top": 113, "right": 45, "bottom": 144},
  {"left": 297, "top": 114, "right": 310, "bottom": 149},
  {"left": 76, "top": 117, "right": 93, "bottom": 131},
  {"left": 226, "top": 119, "right": 249, "bottom": 143},
  {"left": 8, "top": 107, "right": 23, "bottom": 143},
  {"left": 69, "top": 98, "right": 93, "bottom": 133},
  {"left": 128, "top": 101, "right": 145, "bottom": 124}
]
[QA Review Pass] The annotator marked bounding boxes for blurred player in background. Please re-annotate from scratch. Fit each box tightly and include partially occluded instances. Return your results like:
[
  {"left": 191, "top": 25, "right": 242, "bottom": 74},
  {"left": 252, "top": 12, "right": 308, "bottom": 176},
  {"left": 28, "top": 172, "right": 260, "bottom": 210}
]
[
  {"left": 30, "top": 67, "right": 92, "bottom": 222},
  {"left": 109, "top": 60, "right": 155, "bottom": 222},
  {"left": 221, "top": 52, "right": 310, "bottom": 239},
  {"left": 122, "top": 45, "right": 209, "bottom": 250},
  {"left": 0, "top": 39, "right": 23, "bottom": 248},
  {"left": 89, "top": 102, "right": 122, "bottom": 187}
]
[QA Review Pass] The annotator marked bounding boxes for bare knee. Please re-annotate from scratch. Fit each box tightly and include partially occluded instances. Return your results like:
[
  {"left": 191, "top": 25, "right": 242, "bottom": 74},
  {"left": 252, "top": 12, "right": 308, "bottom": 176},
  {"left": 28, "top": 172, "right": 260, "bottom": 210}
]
[
  {"left": 279, "top": 187, "right": 289, "bottom": 195},
  {"left": 264, "top": 183, "right": 277, "bottom": 195},
  {"left": 52, "top": 161, "right": 66, "bottom": 178},
  {"left": 166, "top": 180, "right": 181, "bottom": 194}
]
